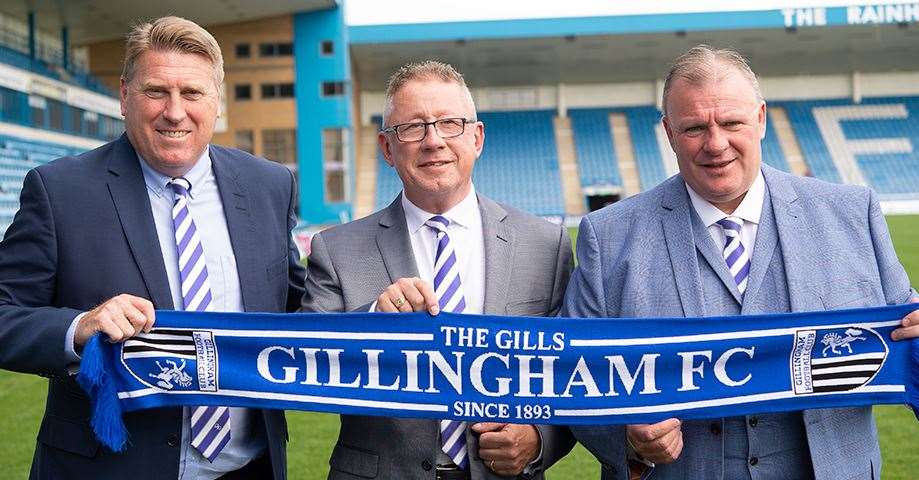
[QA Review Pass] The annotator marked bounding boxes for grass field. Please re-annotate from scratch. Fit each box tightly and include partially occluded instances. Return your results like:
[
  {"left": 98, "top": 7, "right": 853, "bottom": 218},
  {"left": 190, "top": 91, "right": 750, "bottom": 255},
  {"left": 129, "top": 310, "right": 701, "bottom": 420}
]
[{"left": 2, "top": 215, "right": 917, "bottom": 479}]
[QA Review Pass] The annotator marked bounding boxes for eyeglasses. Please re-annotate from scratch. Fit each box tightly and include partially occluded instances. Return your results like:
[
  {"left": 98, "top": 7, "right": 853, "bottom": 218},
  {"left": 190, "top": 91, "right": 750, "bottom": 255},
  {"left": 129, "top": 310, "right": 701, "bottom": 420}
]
[{"left": 381, "top": 118, "right": 476, "bottom": 142}]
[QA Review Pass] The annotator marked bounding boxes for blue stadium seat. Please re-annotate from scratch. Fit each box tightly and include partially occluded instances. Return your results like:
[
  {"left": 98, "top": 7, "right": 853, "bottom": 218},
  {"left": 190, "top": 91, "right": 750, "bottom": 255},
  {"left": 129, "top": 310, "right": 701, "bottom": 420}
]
[{"left": 569, "top": 108, "right": 622, "bottom": 189}]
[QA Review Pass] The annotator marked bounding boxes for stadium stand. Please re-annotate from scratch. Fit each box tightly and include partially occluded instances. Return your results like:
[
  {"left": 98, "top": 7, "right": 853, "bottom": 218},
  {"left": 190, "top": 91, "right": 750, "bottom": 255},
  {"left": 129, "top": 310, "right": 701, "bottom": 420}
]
[
  {"left": 0, "top": 135, "right": 88, "bottom": 235},
  {"left": 779, "top": 95, "right": 919, "bottom": 199},
  {"left": 569, "top": 108, "right": 622, "bottom": 190},
  {"left": 623, "top": 107, "right": 669, "bottom": 192}
]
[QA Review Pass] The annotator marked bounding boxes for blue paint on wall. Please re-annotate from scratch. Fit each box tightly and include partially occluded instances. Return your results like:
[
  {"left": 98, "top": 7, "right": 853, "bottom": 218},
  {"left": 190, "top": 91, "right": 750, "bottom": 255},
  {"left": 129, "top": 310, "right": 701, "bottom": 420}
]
[{"left": 294, "top": 6, "right": 352, "bottom": 224}]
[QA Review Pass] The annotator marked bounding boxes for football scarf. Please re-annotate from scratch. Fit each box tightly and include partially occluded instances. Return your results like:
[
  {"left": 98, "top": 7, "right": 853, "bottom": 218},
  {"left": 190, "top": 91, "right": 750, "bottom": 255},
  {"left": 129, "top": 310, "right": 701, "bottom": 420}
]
[{"left": 77, "top": 304, "right": 919, "bottom": 451}]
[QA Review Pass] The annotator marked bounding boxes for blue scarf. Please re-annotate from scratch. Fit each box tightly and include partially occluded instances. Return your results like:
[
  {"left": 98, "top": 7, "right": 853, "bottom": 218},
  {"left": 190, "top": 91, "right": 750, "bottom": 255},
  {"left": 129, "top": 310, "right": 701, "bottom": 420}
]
[{"left": 77, "top": 304, "right": 919, "bottom": 452}]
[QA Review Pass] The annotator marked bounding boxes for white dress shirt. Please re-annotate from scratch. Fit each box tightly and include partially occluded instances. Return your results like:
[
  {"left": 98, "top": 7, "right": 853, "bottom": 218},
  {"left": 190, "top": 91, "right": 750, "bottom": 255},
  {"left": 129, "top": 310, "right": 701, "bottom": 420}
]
[
  {"left": 686, "top": 171, "right": 766, "bottom": 260},
  {"left": 401, "top": 186, "right": 485, "bottom": 314}
]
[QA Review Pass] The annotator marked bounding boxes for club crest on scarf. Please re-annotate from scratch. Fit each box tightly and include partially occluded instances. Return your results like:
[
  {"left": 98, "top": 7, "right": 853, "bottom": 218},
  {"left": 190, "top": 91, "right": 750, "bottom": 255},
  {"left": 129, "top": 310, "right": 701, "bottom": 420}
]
[
  {"left": 791, "top": 326, "right": 887, "bottom": 395},
  {"left": 122, "top": 328, "right": 219, "bottom": 392}
]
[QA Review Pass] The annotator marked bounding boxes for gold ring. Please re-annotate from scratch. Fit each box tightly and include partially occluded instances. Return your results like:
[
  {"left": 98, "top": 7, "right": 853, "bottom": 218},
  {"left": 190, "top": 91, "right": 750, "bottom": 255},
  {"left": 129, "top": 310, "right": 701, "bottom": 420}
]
[
  {"left": 489, "top": 459, "right": 496, "bottom": 470},
  {"left": 392, "top": 297, "right": 405, "bottom": 308}
]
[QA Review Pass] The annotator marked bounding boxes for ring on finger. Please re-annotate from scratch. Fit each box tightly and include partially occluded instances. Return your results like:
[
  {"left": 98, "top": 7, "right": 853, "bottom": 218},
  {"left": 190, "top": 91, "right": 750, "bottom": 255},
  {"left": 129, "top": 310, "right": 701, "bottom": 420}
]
[
  {"left": 489, "top": 459, "right": 496, "bottom": 470},
  {"left": 392, "top": 297, "right": 406, "bottom": 308}
]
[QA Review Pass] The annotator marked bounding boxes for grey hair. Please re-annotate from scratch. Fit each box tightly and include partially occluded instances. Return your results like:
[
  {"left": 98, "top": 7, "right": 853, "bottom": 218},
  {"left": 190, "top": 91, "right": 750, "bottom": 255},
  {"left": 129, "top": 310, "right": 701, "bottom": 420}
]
[
  {"left": 122, "top": 16, "right": 224, "bottom": 87},
  {"left": 662, "top": 44, "right": 762, "bottom": 116},
  {"left": 382, "top": 60, "right": 476, "bottom": 126}
]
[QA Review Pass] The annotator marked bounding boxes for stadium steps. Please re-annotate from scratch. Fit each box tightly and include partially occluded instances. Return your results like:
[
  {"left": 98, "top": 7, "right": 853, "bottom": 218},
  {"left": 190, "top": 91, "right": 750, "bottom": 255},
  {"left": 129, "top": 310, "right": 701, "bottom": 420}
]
[
  {"left": 553, "top": 116, "right": 586, "bottom": 216},
  {"left": 610, "top": 113, "right": 642, "bottom": 198},
  {"left": 768, "top": 107, "right": 810, "bottom": 177},
  {"left": 353, "top": 124, "right": 379, "bottom": 220}
]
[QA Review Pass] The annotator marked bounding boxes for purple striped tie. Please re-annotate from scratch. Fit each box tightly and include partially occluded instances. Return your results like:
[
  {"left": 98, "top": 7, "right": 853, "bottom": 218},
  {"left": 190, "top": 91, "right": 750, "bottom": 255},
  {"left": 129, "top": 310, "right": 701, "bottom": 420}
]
[
  {"left": 716, "top": 216, "right": 751, "bottom": 295},
  {"left": 168, "top": 178, "right": 230, "bottom": 462},
  {"left": 426, "top": 215, "right": 468, "bottom": 469}
]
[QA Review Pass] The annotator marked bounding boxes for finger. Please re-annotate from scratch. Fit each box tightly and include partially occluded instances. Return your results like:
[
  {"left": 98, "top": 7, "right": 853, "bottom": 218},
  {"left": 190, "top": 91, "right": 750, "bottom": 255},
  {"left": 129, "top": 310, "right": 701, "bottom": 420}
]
[
  {"left": 470, "top": 422, "right": 507, "bottom": 434},
  {"left": 630, "top": 418, "right": 681, "bottom": 443},
  {"left": 477, "top": 431, "right": 512, "bottom": 451},
  {"left": 414, "top": 279, "right": 440, "bottom": 315},
  {"left": 402, "top": 283, "right": 427, "bottom": 311},
  {"left": 127, "top": 296, "right": 156, "bottom": 332},
  {"left": 891, "top": 325, "right": 919, "bottom": 341},
  {"left": 98, "top": 317, "right": 127, "bottom": 343},
  {"left": 390, "top": 281, "right": 415, "bottom": 313},
  {"left": 375, "top": 293, "right": 398, "bottom": 312}
]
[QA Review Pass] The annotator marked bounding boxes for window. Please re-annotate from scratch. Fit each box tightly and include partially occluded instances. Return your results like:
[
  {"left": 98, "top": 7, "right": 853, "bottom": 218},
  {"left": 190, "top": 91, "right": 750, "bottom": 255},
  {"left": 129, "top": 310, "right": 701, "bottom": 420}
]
[
  {"left": 235, "top": 44, "right": 251, "bottom": 58},
  {"left": 29, "top": 95, "right": 46, "bottom": 128},
  {"left": 84, "top": 110, "right": 98, "bottom": 137},
  {"left": 321, "top": 81, "right": 345, "bottom": 97},
  {"left": 236, "top": 130, "right": 254, "bottom": 154},
  {"left": 234, "top": 84, "right": 252, "bottom": 100},
  {"left": 262, "top": 129, "right": 297, "bottom": 166},
  {"left": 322, "top": 128, "right": 349, "bottom": 203},
  {"left": 47, "top": 99, "right": 64, "bottom": 131},
  {"left": 261, "top": 83, "right": 295, "bottom": 99},
  {"left": 259, "top": 42, "right": 294, "bottom": 57},
  {"left": 320, "top": 40, "right": 334, "bottom": 56}
]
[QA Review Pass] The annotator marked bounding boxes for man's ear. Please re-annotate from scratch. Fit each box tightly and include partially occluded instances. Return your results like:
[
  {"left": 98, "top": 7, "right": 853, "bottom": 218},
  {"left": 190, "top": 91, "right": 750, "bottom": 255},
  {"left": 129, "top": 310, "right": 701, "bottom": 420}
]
[{"left": 379, "top": 132, "right": 395, "bottom": 167}]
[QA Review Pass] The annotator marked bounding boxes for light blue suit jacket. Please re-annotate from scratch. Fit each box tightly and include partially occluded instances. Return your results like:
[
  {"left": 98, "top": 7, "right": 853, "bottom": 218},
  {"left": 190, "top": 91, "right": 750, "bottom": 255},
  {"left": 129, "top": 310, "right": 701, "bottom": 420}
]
[{"left": 562, "top": 165, "right": 914, "bottom": 480}]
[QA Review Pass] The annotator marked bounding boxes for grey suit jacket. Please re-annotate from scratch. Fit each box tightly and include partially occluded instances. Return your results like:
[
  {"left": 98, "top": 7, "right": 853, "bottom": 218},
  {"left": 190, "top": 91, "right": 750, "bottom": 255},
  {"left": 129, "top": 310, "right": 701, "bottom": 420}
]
[
  {"left": 302, "top": 193, "right": 575, "bottom": 480},
  {"left": 562, "top": 165, "right": 914, "bottom": 480}
]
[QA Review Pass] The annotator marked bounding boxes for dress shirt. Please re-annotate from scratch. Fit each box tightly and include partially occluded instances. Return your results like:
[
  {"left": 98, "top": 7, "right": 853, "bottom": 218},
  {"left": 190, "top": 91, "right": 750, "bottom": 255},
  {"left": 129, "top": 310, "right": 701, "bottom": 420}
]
[
  {"left": 686, "top": 171, "right": 766, "bottom": 260},
  {"left": 63, "top": 148, "right": 264, "bottom": 479},
  {"left": 401, "top": 186, "right": 485, "bottom": 315}
]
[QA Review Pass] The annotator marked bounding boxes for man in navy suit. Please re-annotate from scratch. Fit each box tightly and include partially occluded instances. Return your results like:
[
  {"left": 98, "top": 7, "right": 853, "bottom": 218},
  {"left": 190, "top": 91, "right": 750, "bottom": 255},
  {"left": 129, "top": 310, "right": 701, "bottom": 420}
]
[
  {"left": 563, "top": 45, "right": 919, "bottom": 479},
  {"left": 0, "top": 16, "right": 304, "bottom": 479}
]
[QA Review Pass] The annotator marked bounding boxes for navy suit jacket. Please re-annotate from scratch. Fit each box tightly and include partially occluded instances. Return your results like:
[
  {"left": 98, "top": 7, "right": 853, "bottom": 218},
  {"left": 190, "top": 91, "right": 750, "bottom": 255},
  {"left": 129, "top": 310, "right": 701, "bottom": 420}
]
[
  {"left": 562, "top": 165, "right": 914, "bottom": 480},
  {"left": 0, "top": 134, "right": 306, "bottom": 479}
]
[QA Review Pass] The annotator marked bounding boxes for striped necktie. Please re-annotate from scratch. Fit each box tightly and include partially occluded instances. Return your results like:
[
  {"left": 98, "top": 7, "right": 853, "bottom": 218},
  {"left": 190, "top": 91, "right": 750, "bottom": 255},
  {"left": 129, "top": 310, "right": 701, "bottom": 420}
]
[
  {"left": 716, "top": 216, "right": 751, "bottom": 295},
  {"left": 168, "top": 177, "right": 231, "bottom": 462},
  {"left": 425, "top": 215, "right": 468, "bottom": 469}
]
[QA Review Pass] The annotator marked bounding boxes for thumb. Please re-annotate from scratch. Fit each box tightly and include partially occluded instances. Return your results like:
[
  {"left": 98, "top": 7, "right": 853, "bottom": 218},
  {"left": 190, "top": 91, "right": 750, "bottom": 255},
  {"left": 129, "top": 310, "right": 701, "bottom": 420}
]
[{"left": 470, "top": 422, "right": 507, "bottom": 433}]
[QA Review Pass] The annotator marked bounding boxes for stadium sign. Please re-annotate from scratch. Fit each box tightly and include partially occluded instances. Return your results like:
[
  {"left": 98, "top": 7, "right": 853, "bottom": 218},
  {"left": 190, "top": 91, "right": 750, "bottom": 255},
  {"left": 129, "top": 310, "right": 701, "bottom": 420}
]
[
  {"left": 77, "top": 304, "right": 918, "bottom": 452},
  {"left": 783, "top": 4, "right": 919, "bottom": 27}
]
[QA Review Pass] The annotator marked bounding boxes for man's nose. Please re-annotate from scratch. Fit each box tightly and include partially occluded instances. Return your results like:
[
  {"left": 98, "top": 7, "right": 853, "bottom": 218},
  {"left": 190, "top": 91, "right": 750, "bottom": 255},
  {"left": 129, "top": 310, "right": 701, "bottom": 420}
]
[{"left": 162, "top": 92, "right": 187, "bottom": 124}]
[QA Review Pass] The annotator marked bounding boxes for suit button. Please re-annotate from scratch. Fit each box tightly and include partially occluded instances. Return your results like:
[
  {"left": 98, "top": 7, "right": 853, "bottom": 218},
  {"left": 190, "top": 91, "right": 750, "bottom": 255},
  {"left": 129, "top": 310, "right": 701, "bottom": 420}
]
[
  {"left": 167, "top": 434, "right": 179, "bottom": 447},
  {"left": 748, "top": 416, "right": 758, "bottom": 428},
  {"left": 709, "top": 423, "right": 721, "bottom": 435},
  {"left": 421, "top": 459, "right": 432, "bottom": 471},
  {"left": 749, "top": 456, "right": 759, "bottom": 466}
]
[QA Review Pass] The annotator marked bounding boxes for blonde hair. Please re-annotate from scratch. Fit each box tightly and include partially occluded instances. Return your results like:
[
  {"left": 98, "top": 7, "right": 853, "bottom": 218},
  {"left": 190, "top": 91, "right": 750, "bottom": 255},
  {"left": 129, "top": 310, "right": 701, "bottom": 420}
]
[
  {"left": 382, "top": 60, "right": 475, "bottom": 126},
  {"left": 662, "top": 44, "right": 762, "bottom": 116},
  {"left": 122, "top": 16, "right": 224, "bottom": 86}
]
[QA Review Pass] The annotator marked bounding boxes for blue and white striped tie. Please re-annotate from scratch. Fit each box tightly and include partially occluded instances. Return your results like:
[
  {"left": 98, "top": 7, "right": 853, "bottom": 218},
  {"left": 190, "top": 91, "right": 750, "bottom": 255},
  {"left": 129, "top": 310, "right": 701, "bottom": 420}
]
[
  {"left": 426, "top": 215, "right": 468, "bottom": 469},
  {"left": 716, "top": 216, "right": 751, "bottom": 295},
  {"left": 168, "top": 177, "right": 230, "bottom": 462}
]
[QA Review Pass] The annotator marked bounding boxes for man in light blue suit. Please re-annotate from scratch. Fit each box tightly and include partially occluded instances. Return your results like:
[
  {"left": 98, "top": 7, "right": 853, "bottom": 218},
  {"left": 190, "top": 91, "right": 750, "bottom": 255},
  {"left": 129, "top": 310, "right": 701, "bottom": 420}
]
[{"left": 563, "top": 45, "right": 919, "bottom": 480}]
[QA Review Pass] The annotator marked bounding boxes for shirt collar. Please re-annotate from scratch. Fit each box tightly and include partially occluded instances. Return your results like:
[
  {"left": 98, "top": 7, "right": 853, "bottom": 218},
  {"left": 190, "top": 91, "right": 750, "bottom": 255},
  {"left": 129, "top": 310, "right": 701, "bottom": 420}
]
[
  {"left": 402, "top": 185, "right": 479, "bottom": 235},
  {"left": 137, "top": 146, "right": 212, "bottom": 199},
  {"left": 685, "top": 170, "right": 765, "bottom": 227}
]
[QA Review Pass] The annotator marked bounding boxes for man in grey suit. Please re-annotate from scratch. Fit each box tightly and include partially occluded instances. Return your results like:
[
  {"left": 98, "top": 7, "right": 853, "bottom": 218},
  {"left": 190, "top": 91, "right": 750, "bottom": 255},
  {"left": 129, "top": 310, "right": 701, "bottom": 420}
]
[
  {"left": 563, "top": 45, "right": 919, "bottom": 480},
  {"left": 301, "top": 61, "right": 575, "bottom": 479}
]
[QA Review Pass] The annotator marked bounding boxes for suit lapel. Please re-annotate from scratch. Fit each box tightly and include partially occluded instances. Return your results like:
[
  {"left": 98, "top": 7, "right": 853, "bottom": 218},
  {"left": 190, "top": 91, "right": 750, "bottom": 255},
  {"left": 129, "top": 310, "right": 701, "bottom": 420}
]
[
  {"left": 479, "top": 195, "right": 512, "bottom": 315},
  {"left": 740, "top": 179, "right": 779, "bottom": 313},
  {"left": 105, "top": 135, "right": 173, "bottom": 310},
  {"left": 660, "top": 178, "right": 706, "bottom": 317},
  {"left": 763, "top": 166, "right": 810, "bottom": 312},
  {"left": 211, "top": 148, "right": 259, "bottom": 312},
  {"left": 376, "top": 196, "right": 420, "bottom": 283}
]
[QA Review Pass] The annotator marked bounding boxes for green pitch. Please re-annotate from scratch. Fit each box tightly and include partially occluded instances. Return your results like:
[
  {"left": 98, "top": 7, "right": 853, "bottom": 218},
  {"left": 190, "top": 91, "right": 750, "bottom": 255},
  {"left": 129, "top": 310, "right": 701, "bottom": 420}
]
[{"left": 2, "top": 215, "right": 917, "bottom": 479}]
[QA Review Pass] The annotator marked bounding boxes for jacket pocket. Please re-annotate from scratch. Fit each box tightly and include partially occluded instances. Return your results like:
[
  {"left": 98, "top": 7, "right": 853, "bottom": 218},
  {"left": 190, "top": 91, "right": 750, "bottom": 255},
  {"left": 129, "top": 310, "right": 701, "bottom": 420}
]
[
  {"left": 506, "top": 298, "right": 549, "bottom": 316},
  {"left": 37, "top": 415, "right": 100, "bottom": 458},
  {"left": 329, "top": 442, "right": 379, "bottom": 478}
]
